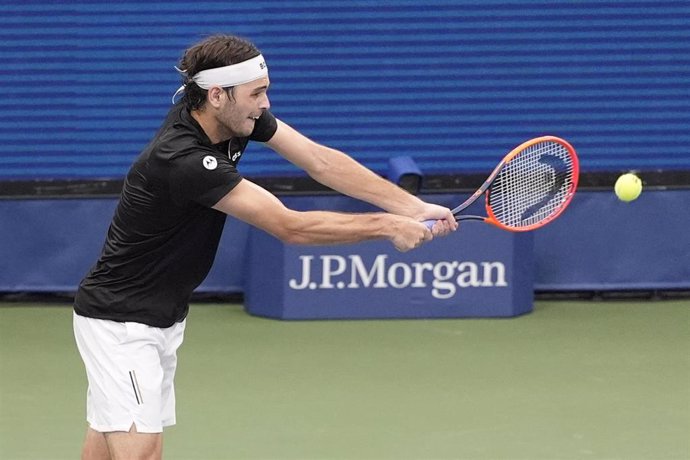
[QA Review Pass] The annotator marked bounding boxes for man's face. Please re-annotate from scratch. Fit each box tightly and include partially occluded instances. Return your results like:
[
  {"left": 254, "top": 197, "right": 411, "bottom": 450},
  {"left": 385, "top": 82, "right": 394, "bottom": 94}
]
[{"left": 216, "top": 77, "right": 270, "bottom": 138}]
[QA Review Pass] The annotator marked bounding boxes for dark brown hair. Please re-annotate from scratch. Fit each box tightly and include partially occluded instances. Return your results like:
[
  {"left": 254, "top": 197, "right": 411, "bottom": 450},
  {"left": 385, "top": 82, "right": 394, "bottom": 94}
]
[{"left": 178, "top": 34, "right": 261, "bottom": 111}]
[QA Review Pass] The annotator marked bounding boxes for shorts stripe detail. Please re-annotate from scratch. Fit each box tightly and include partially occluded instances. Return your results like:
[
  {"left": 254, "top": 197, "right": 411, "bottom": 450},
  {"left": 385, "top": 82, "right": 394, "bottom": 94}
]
[{"left": 129, "top": 370, "right": 143, "bottom": 405}]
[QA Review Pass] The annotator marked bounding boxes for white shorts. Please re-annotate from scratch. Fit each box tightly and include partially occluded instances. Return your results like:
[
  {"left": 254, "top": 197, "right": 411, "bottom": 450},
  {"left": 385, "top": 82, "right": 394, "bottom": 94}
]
[{"left": 73, "top": 312, "right": 186, "bottom": 433}]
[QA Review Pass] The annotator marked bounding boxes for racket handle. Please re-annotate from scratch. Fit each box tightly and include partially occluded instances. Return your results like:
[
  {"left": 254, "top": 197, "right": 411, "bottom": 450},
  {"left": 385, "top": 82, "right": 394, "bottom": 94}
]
[{"left": 422, "top": 219, "right": 435, "bottom": 229}]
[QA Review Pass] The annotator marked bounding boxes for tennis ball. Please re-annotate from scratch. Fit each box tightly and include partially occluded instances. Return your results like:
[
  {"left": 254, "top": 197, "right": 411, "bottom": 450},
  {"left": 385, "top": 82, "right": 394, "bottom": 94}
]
[{"left": 614, "top": 173, "right": 642, "bottom": 202}]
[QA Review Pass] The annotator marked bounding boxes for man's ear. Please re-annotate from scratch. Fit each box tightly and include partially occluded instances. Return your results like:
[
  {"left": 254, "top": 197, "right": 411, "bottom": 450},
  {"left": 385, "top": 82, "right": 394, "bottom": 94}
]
[{"left": 207, "top": 86, "right": 225, "bottom": 109}]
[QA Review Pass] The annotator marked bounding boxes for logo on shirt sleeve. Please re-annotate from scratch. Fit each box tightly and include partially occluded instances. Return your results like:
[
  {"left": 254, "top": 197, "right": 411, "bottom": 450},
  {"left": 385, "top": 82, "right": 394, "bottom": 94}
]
[{"left": 202, "top": 156, "right": 218, "bottom": 170}]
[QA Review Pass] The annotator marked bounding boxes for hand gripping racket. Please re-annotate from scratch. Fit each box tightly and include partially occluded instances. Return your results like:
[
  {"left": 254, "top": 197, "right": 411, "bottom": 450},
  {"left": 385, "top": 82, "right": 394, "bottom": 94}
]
[{"left": 425, "top": 136, "right": 579, "bottom": 232}]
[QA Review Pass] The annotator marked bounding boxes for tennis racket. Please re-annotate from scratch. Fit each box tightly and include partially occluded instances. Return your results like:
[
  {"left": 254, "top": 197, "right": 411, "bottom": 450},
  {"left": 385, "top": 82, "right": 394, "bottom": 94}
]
[{"left": 425, "top": 136, "right": 579, "bottom": 232}]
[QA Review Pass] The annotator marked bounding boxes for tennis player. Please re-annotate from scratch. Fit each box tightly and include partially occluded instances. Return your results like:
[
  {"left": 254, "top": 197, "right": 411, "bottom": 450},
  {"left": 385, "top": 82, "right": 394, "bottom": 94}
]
[{"left": 73, "top": 34, "right": 457, "bottom": 459}]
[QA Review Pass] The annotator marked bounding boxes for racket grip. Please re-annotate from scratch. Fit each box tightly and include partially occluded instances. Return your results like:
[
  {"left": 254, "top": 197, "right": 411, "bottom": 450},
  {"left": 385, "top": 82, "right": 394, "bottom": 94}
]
[{"left": 422, "top": 219, "right": 435, "bottom": 229}]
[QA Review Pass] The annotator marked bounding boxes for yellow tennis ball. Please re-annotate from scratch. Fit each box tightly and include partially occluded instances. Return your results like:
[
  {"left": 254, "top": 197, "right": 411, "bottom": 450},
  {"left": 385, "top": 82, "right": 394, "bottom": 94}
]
[{"left": 614, "top": 173, "right": 642, "bottom": 202}]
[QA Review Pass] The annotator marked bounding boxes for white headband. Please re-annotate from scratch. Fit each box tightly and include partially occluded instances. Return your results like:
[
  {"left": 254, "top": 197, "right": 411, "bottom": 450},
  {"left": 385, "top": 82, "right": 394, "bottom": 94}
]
[{"left": 172, "top": 54, "right": 268, "bottom": 103}]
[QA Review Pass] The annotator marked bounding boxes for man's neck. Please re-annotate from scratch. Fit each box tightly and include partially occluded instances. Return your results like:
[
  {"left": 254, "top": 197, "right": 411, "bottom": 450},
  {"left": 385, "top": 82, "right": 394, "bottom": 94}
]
[{"left": 191, "top": 109, "right": 227, "bottom": 144}]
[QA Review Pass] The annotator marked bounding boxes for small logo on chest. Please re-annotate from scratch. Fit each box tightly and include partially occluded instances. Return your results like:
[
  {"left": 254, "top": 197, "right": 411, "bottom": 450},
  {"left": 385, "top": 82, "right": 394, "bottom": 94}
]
[{"left": 202, "top": 156, "right": 218, "bottom": 170}]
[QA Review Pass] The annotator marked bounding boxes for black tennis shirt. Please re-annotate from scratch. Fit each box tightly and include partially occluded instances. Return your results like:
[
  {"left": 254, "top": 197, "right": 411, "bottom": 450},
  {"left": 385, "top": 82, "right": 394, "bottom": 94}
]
[{"left": 74, "top": 104, "right": 278, "bottom": 327}]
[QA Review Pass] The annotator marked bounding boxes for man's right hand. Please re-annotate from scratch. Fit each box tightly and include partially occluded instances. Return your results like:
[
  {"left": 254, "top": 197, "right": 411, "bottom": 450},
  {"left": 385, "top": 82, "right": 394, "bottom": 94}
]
[{"left": 388, "top": 216, "right": 433, "bottom": 252}]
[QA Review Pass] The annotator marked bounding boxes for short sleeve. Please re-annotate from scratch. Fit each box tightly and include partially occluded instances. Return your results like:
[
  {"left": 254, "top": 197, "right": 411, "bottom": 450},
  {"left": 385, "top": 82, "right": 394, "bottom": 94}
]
[
  {"left": 250, "top": 110, "right": 278, "bottom": 142},
  {"left": 167, "top": 149, "right": 243, "bottom": 208}
]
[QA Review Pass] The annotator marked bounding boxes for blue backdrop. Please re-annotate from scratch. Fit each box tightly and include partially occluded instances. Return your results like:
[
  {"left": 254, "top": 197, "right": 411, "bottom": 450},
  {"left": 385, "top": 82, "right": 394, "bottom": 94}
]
[
  {"left": 1, "top": 1, "right": 688, "bottom": 296},
  {"left": 1, "top": 191, "right": 688, "bottom": 293},
  {"left": 1, "top": 0, "right": 689, "bottom": 180}
]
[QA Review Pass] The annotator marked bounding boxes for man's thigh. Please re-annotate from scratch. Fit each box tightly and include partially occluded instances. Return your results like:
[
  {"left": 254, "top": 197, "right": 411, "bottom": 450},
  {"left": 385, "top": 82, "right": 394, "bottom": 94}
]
[{"left": 105, "top": 424, "right": 162, "bottom": 460}]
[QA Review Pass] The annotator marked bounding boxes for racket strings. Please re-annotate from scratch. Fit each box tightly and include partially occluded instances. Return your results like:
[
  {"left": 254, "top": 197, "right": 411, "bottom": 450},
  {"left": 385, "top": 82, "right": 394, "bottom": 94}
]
[{"left": 488, "top": 141, "right": 575, "bottom": 228}]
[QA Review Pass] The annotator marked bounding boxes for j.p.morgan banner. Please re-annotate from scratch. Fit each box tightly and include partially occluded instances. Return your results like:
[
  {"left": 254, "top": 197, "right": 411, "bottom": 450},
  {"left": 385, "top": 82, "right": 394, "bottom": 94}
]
[
  {"left": 288, "top": 254, "right": 510, "bottom": 299},
  {"left": 246, "top": 225, "right": 534, "bottom": 320}
]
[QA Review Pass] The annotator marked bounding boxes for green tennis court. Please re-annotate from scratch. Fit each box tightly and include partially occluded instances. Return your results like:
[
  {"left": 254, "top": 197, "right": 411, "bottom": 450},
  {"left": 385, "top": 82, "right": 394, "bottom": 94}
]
[{"left": 1, "top": 300, "right": 688, "bottom": 459}]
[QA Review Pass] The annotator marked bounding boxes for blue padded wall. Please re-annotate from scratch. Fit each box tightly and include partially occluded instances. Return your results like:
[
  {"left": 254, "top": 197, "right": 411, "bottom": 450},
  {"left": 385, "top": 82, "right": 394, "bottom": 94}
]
[{"left": 1, "top": 1, "right": 688, "bottom": 180}]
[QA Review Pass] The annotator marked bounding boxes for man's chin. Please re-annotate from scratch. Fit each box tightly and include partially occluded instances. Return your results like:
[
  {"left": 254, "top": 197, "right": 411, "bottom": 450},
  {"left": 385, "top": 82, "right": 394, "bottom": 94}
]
[{"left": 232, "top": 121, "right": 255, "bottom": 137}]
